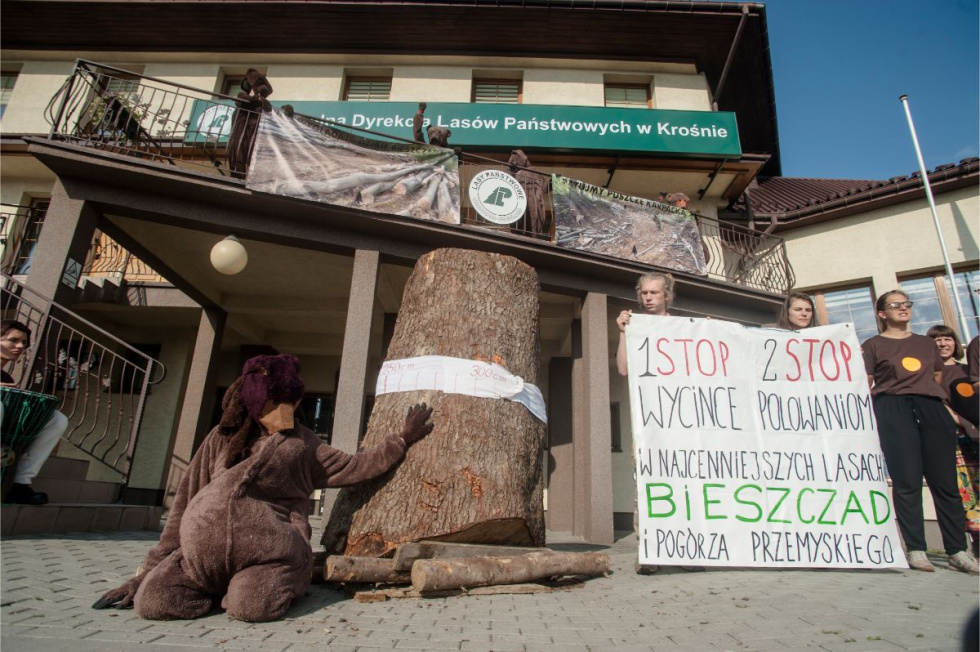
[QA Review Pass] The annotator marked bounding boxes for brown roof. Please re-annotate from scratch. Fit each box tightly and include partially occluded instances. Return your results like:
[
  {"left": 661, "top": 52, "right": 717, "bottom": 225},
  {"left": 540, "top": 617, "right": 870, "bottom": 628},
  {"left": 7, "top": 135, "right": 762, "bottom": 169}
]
[{"left": 723, "top": 157, "right": 979, "bottom": 229}]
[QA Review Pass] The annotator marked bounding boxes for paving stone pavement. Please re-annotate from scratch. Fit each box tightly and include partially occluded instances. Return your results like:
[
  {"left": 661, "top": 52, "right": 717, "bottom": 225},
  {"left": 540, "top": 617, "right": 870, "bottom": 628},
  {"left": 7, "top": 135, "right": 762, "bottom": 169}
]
[{"left": 2, "top": 527, "right": 977, "bottom": 652}]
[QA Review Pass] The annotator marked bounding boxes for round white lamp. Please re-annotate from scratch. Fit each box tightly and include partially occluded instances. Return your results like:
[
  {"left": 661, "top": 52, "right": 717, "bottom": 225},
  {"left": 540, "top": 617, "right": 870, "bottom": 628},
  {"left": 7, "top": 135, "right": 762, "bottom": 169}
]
[{"left": 210, "top": 235, "right": 248, "bottom": 275}]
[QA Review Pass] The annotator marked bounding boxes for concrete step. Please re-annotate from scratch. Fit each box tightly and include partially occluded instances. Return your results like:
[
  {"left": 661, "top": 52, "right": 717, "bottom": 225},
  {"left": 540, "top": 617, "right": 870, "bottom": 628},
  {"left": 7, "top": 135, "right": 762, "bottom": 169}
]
[
  {"left": 30, "top": 476, "right": 120, "bottom": 504},
  {"left": 77, "top": 276, "right": 124, "bottom": 304},
  {"left": 35, "top": 455, "right": 90, "bottom": 481},
  {"left": 0, "top": 503, "right": 163, "bottom": 536}
]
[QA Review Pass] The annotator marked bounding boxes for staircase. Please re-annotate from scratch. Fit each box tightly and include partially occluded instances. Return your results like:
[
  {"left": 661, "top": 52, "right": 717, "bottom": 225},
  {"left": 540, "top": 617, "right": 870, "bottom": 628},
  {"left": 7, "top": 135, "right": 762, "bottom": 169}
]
[{"left": 1, "top": 455, "right": 162, "bottom": 536}]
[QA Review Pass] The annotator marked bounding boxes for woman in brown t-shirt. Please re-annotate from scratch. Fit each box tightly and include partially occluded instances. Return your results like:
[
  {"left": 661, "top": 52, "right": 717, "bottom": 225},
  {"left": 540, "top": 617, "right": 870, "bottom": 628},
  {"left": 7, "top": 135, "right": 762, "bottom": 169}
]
[
  {"left": 863, "top": 290, "right": 976, "bottom": 575},
  {"left": 927, "top": 325, "right": 979, "bottom": 558}
]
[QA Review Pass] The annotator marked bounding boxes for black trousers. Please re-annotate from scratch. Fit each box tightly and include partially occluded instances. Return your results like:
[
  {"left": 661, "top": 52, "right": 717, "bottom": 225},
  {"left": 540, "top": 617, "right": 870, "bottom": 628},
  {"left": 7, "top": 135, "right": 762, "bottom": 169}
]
[{"left": 873, "top": 394, "right": 966, "bottom": 554}]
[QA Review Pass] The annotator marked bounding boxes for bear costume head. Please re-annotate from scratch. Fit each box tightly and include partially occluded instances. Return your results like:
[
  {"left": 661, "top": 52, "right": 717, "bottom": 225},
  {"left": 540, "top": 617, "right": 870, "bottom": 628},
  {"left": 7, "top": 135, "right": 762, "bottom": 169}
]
[
  {"left": 426, "top": 125, "right": 452, "bottom": 148},
  {"left": 219, "top": 353, "right": 305, "bottom": 467},
  {"left": 239, "top": 69, "right": 274, "bottom": 112}
]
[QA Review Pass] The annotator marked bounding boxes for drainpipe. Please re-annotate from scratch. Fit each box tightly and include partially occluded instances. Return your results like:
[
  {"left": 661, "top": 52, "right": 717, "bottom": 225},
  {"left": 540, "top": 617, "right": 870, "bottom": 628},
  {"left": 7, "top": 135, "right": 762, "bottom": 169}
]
[{"left": 711, "top": 4, "right": 750, "bottom": 111}]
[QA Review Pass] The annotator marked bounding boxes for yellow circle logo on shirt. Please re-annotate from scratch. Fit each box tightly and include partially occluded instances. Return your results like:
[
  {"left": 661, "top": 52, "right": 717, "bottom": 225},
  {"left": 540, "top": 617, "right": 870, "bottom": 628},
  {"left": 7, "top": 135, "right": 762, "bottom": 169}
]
[
  {"left": 955, "top": 381, "right": 975, "bottom": 398},
  {"left": 901, "top": 357, "right": 922, "bottom": 372}
]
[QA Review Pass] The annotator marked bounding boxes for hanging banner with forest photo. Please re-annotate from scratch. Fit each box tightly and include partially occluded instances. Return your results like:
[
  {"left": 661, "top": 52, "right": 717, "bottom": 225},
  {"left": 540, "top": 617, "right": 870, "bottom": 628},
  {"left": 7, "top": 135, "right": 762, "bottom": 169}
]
[
  {"left": 246, "top": 108, "right": 460, "bottom": 224},
  {"left": 552, "top": 176, "right": 707, "bottom": 275}
]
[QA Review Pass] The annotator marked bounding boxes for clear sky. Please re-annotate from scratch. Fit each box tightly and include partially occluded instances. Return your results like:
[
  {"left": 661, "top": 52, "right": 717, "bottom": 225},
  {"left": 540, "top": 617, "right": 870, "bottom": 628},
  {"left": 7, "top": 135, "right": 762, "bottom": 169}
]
[{"left": 764, "top": 0, "right": 979, "bottom": 181}]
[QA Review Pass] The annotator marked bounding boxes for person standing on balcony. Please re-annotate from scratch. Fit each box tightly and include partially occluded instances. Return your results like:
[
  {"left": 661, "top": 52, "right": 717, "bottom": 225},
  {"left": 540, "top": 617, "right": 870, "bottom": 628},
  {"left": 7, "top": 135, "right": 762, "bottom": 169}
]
[
  {"left": 862, "top": 291, "right": 978, "bottom": 575},
  {"left": 0, "top": 321, "right": 69, "bottom": 505},
  {"left": 666, "top": 192, "right": 690, "bottom": 211},
  {"left": 776, "top": 292, "right": 820, "bottom": 330},
  {"left": 412, "top": 102, "right": 427, "bottom": 144}
]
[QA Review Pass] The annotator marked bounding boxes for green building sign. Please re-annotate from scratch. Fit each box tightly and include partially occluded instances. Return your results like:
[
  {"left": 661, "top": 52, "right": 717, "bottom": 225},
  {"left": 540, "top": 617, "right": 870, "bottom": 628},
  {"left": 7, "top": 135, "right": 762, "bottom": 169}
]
[{"left": 189, "top": 101, "right": 741, "bottom": 158}]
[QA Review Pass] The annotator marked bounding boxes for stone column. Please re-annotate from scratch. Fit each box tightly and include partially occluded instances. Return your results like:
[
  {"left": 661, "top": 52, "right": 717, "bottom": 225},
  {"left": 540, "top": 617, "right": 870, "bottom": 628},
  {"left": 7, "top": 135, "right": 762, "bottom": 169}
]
[
  {"left": 571, "top": 292, "right": 614, "bottom": 544},
  {"left": 163, "top": 307, "right": 225, "bottom": 507},
  {"left": 24, "top": 178, "right": 100, "bottom": 306},
  {"left": 321, "top": 249, "right": 380, "bottom": 516}
]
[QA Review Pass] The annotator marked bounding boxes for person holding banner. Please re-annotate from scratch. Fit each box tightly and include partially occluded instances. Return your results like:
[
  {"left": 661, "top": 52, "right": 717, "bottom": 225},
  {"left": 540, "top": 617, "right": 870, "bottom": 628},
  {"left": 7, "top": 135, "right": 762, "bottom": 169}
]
[
  {"left": 927, "top": 325, "right": 980, "bottom": 558},
  {"left": 863, "top": 291, "right": 978, "bottom": 574},
  {"left": 617, "top": 272, "right": 705, "bottom": 573},
  {"left": 616, "top": 272, "right": 673, "bottom": 377},
  {"left": 776, "top": 292, "right": 819, "bottom": 330}
]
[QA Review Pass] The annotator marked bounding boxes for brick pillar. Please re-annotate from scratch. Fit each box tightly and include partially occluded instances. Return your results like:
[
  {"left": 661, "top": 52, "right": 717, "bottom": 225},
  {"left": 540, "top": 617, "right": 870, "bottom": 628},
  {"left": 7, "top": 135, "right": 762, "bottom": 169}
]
[
  {"left": 320, "top": 249, "right": 379, "bottom": 516},
  {"left": 163, "top": 307, "right": 225, "bottom": 507},
  {"left": 24, "top": 178, "right": 100, "bottom": 306},
  {"left": 572, "top": 292, "right": 614, "bottom": 544}
]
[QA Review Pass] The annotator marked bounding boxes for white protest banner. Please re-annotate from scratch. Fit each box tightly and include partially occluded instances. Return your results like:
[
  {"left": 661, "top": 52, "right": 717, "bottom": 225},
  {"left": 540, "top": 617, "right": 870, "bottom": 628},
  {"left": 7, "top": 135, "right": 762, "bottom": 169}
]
[{"left": 626, "top": 316, "right": 907, "bottom": 569}]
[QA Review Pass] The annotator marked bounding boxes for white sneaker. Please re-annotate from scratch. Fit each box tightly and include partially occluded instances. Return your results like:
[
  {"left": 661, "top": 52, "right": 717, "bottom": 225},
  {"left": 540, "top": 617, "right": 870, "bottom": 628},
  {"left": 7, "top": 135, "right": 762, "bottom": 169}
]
[
  {"left": 948, "top": 550, "right": 979, "bottom": 575},
  {"left": 907, "top": 550, "right": 935, "bottom": 572}
]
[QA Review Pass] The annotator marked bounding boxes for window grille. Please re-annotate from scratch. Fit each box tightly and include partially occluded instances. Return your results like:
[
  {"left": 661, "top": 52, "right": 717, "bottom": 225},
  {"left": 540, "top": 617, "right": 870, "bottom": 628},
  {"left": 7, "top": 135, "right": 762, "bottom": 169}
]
[{"left": 473, "top": 80, "right": 521, "bottom": 104}]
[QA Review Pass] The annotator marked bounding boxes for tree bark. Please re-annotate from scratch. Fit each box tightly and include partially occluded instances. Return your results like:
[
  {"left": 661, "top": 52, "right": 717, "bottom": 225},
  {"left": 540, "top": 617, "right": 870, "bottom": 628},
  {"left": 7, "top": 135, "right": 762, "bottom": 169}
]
[
  {"left": 324, "top": 556, "right": 411, "bottom": 584},
  {"left": 392, "top": 541, "right": 548, "bottom": 571},
  {"left": 411, "top": 552, "right": 610, "bottom": 592},
  {"left": 321, "top": 248, "right": 545, "bottom": 557}
]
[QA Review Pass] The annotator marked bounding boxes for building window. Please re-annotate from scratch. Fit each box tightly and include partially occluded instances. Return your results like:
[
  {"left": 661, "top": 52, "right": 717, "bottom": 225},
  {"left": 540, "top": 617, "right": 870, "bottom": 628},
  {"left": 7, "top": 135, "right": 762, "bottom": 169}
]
[
  {"left": 12, "top": 199, "right": 50, "bottom": 276},
  {"left": 901, "top": 269, "right": 980, "bottom": 341},
  {"left": 1, "top": 72, "right": 18, "bottom": 118},
  {"left": 344, "top": 77, "right": 391, "bottom": 102},
  {"left": 472, "top": 79, "right": 521, "bottom": 104},
  {"left": 604, "top": 84, "right": 650, "bottom": 109},
  {"left": 220, "top": 74, "right": 247, "bottom": 97},
  {"left": 813, "top": 285, "right": 878, "bottom": 343}
]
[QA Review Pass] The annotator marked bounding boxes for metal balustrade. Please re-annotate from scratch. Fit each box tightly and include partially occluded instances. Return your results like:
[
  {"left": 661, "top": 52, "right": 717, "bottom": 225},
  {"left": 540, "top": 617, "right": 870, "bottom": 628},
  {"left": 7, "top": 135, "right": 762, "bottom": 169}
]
[
  {"left": 1, "top": 203, "right": 47, "bottom": 277},
  {"left": 1, "top": 274, "right": 166, "bottom": 489},
  {"left": 42, "top": 60, "right": 796, "bottom": 294},
  {"left": 82, "top": 232, "right": 167, "bottom": 283}
]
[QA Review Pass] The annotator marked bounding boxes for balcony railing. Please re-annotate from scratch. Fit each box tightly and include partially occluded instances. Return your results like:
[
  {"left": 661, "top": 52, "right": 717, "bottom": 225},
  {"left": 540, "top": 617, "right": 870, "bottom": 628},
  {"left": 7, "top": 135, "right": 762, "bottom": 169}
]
[
  {"left": 82, "top": 232, "right": 167, "bottom": 283},
  {"left": 43, "top": 60, "right": 795, "bottom": 294},
  {"left": 1, "top": 273, "right": 166, "bottom": 491},
  {"left": 1, "top": 203, "right": 47, "bottom": 277},
  {"left": 2, "top": 203, "right": 166, "bottom": 285}
]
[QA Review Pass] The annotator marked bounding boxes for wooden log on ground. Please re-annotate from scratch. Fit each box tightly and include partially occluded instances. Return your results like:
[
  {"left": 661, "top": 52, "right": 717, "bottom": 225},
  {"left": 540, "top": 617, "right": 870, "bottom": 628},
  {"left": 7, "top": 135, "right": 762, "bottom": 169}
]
[
  {"left": 324, "top": 556, "right": 412, "bottom": 584},
  {"left": 353, "top": 582, "right": 573, "bottom": 602},
  {"left": 411, "top": 551, "right": 609, "bottom": 593},
  {"left": 321, "top": 248, "right": 545, "bottom": 557},
  {"left": 392, "top": 541, "right": 550, "bottom": 571}
]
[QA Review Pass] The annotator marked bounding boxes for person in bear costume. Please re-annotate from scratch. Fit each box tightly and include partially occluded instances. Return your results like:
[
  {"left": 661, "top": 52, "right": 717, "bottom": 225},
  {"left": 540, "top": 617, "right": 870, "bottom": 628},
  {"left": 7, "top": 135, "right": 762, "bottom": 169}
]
[
  {"left": 93, "top": 353, "right": 433, "bottom": 621},
  {"left": 507, "top": 149, "right": 549, "bottom": 238},
  {"left": 228, "top": 69, "right": 275, "bottom": 178},
  {"left": 426, "top": 125, "right": 451, "bottom": 148}
]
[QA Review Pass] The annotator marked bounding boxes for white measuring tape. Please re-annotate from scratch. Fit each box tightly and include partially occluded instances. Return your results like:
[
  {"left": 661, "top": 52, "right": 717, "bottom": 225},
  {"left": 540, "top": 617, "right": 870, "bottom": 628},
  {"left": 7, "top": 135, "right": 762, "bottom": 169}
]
[{"left": 375, "top": 355, "right": 547, "bottom": 424}]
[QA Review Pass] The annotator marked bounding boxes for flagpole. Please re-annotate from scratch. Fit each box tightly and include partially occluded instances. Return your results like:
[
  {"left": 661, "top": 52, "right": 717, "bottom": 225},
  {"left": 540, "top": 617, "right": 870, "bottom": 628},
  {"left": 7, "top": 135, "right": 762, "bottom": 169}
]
[{"left": 898, "top": 94, "right": 972, "bottom": 340}]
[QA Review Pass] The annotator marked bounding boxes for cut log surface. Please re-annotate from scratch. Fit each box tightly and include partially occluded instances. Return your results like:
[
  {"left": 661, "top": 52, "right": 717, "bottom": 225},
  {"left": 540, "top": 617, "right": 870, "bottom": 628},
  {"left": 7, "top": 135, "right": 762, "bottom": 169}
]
[
  {"left": 321, "top": 248, "right": 545, "bottom": 557},
  {"left": 324, "top": 556, "right": 412, "bottom": 584},
  {"left": 411, "top": 551, "right": 610, "bottom": 592},
  {"left": 392, "top": 541, "right": 549, "bottom": 571}
]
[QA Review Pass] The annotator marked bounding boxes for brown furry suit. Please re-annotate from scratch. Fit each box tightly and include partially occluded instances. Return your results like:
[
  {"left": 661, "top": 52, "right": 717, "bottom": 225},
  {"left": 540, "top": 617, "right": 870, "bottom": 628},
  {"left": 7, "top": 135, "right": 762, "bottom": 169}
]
[
  {"left": 142, "top": 423, "right": 408, "bottom": 620},
  {"left": 94, "top": 355, "right": 432, "bottom": 622},
  {"left": 228, "top": 69, "right": 274, "bottom": 178},
  {"left": 508, "top": 149, "right": 549, "bottom": 237}
]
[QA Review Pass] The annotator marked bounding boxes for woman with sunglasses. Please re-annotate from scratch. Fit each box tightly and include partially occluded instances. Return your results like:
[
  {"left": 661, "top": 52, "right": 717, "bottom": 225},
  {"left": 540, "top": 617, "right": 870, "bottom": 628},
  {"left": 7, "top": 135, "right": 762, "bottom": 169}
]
[{"left": 862, "top": 290, "right": 978, "bottom": 574}]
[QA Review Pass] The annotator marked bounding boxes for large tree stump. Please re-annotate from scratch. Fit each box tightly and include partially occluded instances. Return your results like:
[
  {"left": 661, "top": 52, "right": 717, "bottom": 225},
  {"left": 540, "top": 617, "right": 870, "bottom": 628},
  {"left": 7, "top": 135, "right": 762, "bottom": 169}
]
[{"left": 321, "top": 248, "right": 545, "bottom": 557}]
